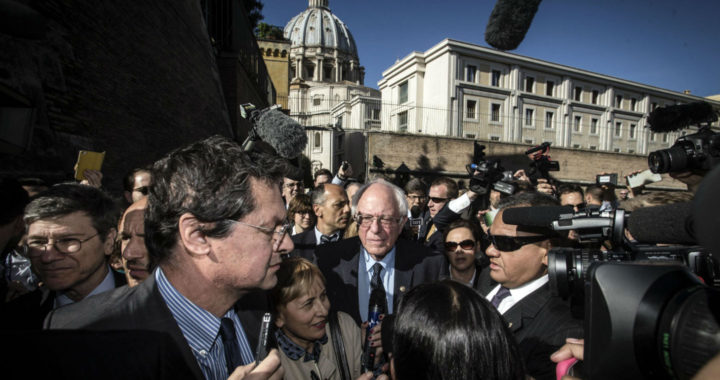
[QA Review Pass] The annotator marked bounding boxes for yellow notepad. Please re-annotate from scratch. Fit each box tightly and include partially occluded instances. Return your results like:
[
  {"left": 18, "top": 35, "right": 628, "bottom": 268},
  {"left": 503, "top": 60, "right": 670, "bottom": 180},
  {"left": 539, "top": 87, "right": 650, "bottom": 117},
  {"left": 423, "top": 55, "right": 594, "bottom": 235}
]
[{"left": 74, "top": 150, "right": 105, "bottom": 181}]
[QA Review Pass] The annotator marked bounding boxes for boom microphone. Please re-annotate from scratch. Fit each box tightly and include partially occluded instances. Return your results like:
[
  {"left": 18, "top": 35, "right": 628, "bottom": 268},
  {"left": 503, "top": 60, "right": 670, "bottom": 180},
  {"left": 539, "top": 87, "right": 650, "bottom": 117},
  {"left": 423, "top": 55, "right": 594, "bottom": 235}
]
[
  {"left": 255, "top": 109, "right": 308, "bottom": 160},
  {"left": 646, "top": 102, "right": 718, "bottom": 133},
  {"left": 485, "top": 0, "right": 541, "bottom": 51},
  {"left": 626, "top": 202, "right": 695, "bottom": 245}
]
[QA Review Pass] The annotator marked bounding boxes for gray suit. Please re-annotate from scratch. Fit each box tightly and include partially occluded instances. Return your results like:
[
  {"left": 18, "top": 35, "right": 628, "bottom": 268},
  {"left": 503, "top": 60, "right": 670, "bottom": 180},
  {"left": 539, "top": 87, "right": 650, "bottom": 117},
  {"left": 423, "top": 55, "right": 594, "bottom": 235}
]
[{"left": 45, "top": 271, "right": 268, "bottom": 380}]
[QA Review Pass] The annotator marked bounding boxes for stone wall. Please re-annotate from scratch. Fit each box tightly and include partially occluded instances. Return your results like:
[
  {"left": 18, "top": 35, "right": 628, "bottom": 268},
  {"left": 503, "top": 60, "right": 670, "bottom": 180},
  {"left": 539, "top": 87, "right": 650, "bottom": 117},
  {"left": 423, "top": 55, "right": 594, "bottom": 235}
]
[{"left": 365, "top": 131, "right": 687, "bottom": 190}]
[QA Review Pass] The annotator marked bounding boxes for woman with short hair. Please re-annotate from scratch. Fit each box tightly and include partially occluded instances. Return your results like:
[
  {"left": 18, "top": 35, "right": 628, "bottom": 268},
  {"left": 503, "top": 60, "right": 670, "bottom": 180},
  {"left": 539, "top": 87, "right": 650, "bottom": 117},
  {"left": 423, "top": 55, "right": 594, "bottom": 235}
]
[{"left": 288, "top": 193, "right": 315, "bottom": 235}]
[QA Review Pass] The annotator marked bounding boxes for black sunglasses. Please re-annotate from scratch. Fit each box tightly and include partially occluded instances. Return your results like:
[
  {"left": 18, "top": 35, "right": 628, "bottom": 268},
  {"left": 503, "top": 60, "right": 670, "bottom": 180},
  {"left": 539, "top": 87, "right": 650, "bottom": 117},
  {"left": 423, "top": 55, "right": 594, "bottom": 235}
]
[
  {"left": 133, "top": 186, "right": 149, "bottom": 195},
  {"left": 444, "top": 239, "right": 475, "bottom": 252},
  {"left": 429, "top": 197, "right": 448, "bottom": 203},
  {"left": 485, "top": 231, "right": 547, "bottom": 252}
]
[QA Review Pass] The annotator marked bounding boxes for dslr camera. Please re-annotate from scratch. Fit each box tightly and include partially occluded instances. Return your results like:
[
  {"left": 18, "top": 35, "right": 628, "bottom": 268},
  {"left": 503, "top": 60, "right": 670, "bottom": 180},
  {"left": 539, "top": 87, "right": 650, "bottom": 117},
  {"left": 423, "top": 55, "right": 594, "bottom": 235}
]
[{"left": 648, "top": 127, "right": 720, "bottom": 174}]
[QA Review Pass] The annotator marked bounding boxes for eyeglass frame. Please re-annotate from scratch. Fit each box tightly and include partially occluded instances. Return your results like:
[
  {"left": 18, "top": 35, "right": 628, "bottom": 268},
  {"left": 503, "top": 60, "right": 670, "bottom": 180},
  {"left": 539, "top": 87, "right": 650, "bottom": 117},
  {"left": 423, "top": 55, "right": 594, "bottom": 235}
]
[
  {"left": 25, "top": 233, "right": 101, "bottom": 256},
  {"left": 484, "top": 231, "right": 548, "bottom": 252},
  {"left": 354, "top": 213, "right": 404, "bottom": 228},
  {"left": 227, "top": 219, "right": 293, "bottom": 251}
]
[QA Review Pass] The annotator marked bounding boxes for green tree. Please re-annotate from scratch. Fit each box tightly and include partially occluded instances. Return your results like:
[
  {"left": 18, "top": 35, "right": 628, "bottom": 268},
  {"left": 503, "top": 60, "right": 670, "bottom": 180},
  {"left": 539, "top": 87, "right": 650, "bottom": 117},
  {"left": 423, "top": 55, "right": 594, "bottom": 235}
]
[
  {"left": 256, "top": 22, "right": 285, "bottom": 40},
  {"left": 243, "top": 0, "right": 264, "bottom": 32}
]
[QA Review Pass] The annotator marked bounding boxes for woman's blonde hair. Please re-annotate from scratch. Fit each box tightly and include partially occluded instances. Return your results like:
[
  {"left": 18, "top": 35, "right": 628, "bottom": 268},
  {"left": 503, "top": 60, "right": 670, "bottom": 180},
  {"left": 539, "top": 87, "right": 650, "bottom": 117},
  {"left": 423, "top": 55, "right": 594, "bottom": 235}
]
[{"left": 270, "top": 257, "right": 327, "bottom": 310}]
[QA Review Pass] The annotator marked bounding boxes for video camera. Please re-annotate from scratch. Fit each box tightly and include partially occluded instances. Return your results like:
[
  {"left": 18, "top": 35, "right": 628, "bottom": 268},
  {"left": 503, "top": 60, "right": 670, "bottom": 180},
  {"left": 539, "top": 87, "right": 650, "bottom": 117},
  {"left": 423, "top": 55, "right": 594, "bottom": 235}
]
[
  {"left": 525, "top": 142, "right": 560, "bottom": 179},
  {"left": 466, "top": 142, "right": 515, "bottom": 196},
  {"left": 646, "top": 101, "right": 720, "bottom": 174},
  {"left": 502, "top": 204, "right": 720, "bottom": 378}
]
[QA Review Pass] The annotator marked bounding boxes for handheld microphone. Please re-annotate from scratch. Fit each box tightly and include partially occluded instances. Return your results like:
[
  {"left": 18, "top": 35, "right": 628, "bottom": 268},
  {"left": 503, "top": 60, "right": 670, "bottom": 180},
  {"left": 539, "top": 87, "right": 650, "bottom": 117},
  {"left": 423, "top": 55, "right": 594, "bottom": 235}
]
[
  {"left": 362, "top": 299, "right": 382, "bottom": 372},
  {"left": 485, "top": 0, "right": 542, "bottom": 51},
  {"left": 409, "top": 205, "right": 423, "bottom": 227},
  {"left": 646, "top": 102, "right": 718, "bottom": 133}
]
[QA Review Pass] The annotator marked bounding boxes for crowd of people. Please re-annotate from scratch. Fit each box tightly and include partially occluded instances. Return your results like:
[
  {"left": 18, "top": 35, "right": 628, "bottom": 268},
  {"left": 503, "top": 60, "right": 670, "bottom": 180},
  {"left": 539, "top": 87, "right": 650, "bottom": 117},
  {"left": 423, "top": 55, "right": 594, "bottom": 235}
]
[{"left": 0, "top": 134, "right": 713, "bottom": 380}]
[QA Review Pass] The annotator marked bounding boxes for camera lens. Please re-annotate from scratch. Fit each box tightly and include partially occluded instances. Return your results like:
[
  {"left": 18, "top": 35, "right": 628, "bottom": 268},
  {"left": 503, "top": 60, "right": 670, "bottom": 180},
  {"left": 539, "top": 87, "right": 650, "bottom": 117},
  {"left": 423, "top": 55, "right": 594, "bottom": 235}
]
[{"left": 648, "top": 144, "right": 690, "bottom": 174}]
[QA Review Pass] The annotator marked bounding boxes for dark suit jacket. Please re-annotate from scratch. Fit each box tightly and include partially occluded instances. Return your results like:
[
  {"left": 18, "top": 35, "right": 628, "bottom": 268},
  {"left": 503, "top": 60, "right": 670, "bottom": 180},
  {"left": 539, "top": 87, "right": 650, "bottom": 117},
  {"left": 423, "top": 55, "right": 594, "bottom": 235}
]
[
  {"left": 417, "top": 203, "right": 463, "bottom": 254},
  {"left": 477, "top": 268, "right": 583, "bottom": 380},
  {"left": 1, "top": 268, "right": 126, "bottom": 330},
  {"left": 315, "top": 236, "right": 445, "bottom": 325},
  {"left": 45, "top": 271, "right": 268, "bottom": 380},
  {"left": 290, "top": 229, "right": 317, "bottom": 261}
]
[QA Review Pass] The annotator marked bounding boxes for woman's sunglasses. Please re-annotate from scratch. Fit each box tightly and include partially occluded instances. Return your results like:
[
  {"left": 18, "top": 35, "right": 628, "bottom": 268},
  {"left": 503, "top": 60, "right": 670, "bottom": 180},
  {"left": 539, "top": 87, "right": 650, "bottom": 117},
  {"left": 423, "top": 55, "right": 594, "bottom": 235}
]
[
  {"left": 484, "top": 231, "right": 547, "bottom": 252},
  {"left": 444, "top": 239, "right": 475, "bottom": 252}
]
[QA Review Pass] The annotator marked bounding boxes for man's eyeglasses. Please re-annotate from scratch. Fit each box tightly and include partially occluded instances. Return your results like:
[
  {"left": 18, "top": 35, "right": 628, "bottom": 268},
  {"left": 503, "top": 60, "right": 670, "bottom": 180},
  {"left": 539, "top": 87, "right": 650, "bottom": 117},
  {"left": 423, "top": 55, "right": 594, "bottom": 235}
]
[
  {"left": 355, "top": 213, "right": 402, "bottom": 228},
  {"left": 133, "top": 186, "right": 149, "bottom": 195},
  {"left": 485, "top": 231, "right": 547, "bottom": 252},
  {"left": 429, "top": 197, "right": 448, "bottom": 204},
  {"left": 25, "top": 233, "right": 100, "bottom": 256},
  {"left": 284, "top": 182, "right": 303, "bottom": 189},
  {"left": 407, "top": 195, "right": 428, "bottom": 201},
  {"left": 444, "top": 239, "right": 475, "bottom": 252},
  {"left": 229, "top": 219, "right": 293, "bottom": 250}
]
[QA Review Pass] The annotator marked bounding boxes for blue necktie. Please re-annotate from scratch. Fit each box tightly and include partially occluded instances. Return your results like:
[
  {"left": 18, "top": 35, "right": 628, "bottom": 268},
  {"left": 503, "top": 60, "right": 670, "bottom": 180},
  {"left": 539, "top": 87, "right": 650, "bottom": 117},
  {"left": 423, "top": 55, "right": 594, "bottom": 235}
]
[
  {"left": 220, "top": 318, "right": 243, "bottom": 375},
  {"left": 491, "top": 286, "right": 511, "bottom": 308}
]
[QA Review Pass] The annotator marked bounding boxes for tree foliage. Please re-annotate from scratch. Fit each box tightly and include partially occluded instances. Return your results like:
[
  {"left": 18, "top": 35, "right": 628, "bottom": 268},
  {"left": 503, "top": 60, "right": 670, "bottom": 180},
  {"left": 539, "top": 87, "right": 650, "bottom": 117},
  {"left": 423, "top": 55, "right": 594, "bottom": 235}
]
[
  {"left": 243, "top": 0, "right": 264, "bottom": 32},
  {"left": 256, "top": 22, "right": 285, "bottom": 40}
]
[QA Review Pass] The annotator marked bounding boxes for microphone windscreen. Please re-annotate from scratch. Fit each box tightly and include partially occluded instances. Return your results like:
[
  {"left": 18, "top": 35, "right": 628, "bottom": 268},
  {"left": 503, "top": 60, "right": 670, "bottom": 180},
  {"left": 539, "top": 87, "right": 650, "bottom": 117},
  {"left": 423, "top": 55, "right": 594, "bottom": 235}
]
[
  {"left": 485, "top": 0, "right": 541, "bottom": 51},
  {"left": 646, "top": 102, "right": 717, "bottom": 133},
  {"left": 410, "top": 205, "right": 421, "bottom": 218},
  {"left": 626, "top": 202, "right": 695, "bottom": 245},
  {"left": 256, "top": 110, "right": 308, "bottom": 159},
  {"left": 501, "top": 206, "right": 573, "bottom": 227}
]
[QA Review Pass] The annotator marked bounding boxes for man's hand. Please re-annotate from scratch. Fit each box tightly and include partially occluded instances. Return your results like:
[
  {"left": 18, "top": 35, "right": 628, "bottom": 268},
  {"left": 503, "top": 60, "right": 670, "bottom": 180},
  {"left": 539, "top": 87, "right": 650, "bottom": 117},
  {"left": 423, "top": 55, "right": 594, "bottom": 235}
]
[
  {"left": 513, "top": 169, "right": 531, "bottom": 183},
  {"left": 227, "top": 349, "right": 283, "bottom": 380},
  {"left": 338, "top": 161, "right": 353, "bottom": 180},
  {"left": 670, "top": 170, "right": 705, "bottom": 193},
  {"left": 80, "top": 169, "right": 103, "bottom": 188},
  {"left": 535, "top": 178, "right": 555, "bottom": 196},
  {"left": 550, "top": 338, "right": 584, "bottom": 380}
]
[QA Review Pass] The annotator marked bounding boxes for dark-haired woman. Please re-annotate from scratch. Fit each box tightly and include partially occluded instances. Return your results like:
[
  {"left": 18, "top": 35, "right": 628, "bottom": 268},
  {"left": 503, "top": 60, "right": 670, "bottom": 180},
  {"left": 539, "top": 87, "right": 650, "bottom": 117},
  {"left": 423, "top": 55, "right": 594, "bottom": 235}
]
[
  {"left": 441, "top": 219, "right": 486, "bottom": 292},
  {"left": 391, "top": 280, "right": 525, "bottom": 380}
]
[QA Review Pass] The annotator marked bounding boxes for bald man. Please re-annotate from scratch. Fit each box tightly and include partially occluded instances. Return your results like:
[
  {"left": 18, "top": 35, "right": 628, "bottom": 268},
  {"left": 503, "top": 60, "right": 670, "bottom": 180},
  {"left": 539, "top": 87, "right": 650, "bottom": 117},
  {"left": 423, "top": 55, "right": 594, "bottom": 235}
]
[
  {"left": 118, "top": 198, "right": 152, "bottom": 286},
  {"left": 290, "top": 183, "right": 350, "bottom": 260}
]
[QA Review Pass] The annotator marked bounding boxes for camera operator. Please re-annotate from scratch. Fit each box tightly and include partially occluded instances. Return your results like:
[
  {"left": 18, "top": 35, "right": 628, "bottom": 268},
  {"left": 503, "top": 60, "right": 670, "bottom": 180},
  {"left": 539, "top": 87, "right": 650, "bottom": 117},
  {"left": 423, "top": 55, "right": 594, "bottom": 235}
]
[{"left": 479, "top": 191, "right": 582, "bottom": 380}]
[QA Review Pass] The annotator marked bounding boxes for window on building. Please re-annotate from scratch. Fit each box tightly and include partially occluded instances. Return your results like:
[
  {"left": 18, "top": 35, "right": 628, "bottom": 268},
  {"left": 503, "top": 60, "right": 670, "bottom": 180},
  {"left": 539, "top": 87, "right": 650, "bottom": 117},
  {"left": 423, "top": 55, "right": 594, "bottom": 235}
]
[
  {"left": 491, "top": 70, "right": 501, "bottom": 87},
  {"left": 631, "top": 98, "right": 637, "bottom": 111},
  {"left": 398, "top": 81, "right": 408, "bottom": 104},
  {"left": 651, "top": 102, "right": 658, "bottom": 111},
  {"left": 615, "top": 95, "right": 623, "bottom": 108},
  {"left": 589, "top": 145, "right": 597, "bottom": 150},
  {"left": 324, "top": 66, "right": 332, "bottom": 81},
  {"left": 572, "top": 144, "right": 581, "bottom": 149},
  {"left": 490, "top": 135, "right": 500, "bottom": 141},
  {"left": 591, "top": 118, "right": 598, "bottom": 134},
  {"left": 491, "top": 103, "right": 501, "bottom": 122},
  {"left": 525, "top": 76, "right": 534, "bottom": 92},
  {"left": 615, "top": 122, "right": 622, "bottom": 137},
  {"left": 466, "top": 100, "right": 477, "bottom": 119},
  {"left": 466, "top": 65, "right": 477, "bottom": 82},
  {"left": 628, "top": 149, "right": 635, "bottom": 154},
  {"left": 651, "top": 132, "right": 656, "bottom": 142},
  {"left": 524, "top": 139, "right": 534, "bottom": 144},
  {"left": 465, "top": 133, "right": 476, "bottom": 139},
  {"left": 546, "top": 81, "right": 554, "bottom": 96},
  {"left": 663, "top": 133, "right": 669, "bottom": 143},
  {"left": 630, "top": 124, "right": 636, "bottom": 139},
  {"left": 398, "top": 111, "right": 408, "bottom": 131},
  {"left": 592, "top": 90, "right": 599, "bottom": 104},
  {"left": 314, "top": 132, "right": 321, "bottom": 148},
  {"left": 614, "top": 148, "right": 621, "bottom": 153},
  {"left": 545, "top": 111, "right": 554, "bottom": 129},
  {"left": 574, "top": 116, "right": 582, "bottom": 132},
  {"left": 335, "top": 116, "right": 343, "bottom": 128},
  {"left": 313, "top": 97, "right": 322, "bottom": 106},
  {"left": 574, "top": 86, "right": 582, "bottom": 101},
  {"left": 525, "top": 108, "right": 534, "bottom": 126}
]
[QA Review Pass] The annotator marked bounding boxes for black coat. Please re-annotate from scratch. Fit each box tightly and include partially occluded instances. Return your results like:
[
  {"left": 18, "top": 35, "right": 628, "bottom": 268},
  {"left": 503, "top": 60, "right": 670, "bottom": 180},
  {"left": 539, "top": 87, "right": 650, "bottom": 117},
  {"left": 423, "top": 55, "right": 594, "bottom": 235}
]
[{"left": 314, "top": 236, "right": 445, "bottom": 326}]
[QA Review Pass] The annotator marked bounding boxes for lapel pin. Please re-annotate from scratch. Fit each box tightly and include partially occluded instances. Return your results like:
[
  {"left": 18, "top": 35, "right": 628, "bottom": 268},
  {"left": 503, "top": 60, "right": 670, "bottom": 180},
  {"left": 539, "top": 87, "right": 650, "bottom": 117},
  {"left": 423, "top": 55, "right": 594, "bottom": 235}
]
[
  {"left": 399, "top": 286, "right": 406, "bottom": 292},
  {"left": 508, "top": 322, "right": 513, "bottom": 328}
]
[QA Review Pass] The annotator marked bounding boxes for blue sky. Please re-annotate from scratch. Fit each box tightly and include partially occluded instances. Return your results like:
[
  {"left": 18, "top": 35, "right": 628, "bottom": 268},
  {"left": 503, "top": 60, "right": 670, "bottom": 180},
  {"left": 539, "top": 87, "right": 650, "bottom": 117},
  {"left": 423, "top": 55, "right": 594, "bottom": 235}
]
[{"left": 262, "top": 0, "right": 720, "bottom": 97}]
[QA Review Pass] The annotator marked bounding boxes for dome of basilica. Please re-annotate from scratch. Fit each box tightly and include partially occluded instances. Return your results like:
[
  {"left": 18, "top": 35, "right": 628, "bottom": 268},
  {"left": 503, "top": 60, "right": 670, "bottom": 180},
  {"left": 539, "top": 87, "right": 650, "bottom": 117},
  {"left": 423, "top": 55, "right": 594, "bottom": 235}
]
[{"left": 284, "top": 0, "right": 358, "bottom": 59}]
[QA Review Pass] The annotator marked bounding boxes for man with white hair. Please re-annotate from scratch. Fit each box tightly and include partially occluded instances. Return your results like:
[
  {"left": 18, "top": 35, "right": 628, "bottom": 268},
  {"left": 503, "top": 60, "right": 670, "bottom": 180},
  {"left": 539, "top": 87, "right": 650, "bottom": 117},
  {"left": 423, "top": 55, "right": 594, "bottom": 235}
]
[{"left": 314, "top": 179, "right": 444, "bottom": 325}]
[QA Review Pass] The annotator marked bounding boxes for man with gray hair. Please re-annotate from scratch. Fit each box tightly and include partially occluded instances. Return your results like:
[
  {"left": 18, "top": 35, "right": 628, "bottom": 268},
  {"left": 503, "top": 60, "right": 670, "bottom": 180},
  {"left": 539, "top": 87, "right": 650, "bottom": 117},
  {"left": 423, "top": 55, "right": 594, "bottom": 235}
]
[
  {"left": 315, "top": 179, "right": 444, "bottom": 325},
  {"left": 45, "top": 136, "right": 288, "bottom": 380},
  {"left": 3, "top": 183, "right": 124, "bottom": 329}
]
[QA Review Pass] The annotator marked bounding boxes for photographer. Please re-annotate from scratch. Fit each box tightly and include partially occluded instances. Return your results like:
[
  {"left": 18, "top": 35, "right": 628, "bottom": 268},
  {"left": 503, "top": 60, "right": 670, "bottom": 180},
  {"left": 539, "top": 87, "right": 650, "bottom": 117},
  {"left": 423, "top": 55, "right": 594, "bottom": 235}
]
[{"left": 479, "top": 192, "right": 582, "bottom": 380}]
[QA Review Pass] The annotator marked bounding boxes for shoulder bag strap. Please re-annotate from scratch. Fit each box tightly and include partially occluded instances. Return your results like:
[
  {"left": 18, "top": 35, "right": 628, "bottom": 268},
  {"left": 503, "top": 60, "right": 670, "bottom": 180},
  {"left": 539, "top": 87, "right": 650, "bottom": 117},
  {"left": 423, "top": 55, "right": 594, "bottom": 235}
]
[{"left": 329, "top": 311, "right": 352, "bottom": 380}]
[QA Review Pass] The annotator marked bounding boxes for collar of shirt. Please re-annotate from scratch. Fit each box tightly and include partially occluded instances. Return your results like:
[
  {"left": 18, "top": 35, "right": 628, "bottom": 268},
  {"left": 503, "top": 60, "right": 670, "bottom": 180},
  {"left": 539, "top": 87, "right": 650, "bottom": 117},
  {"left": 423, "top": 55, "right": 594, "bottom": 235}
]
[
  {"left": 156, "top": 268, "right": 229, "bottom": 356},
  {"left": 486, "top": 274, "right": 549, "bottom": 314},
  {"left": 448, "top": 264, "right": 477, "bottom": 287},
  {"left": 314, "top": 226, "right": 341, "bottom": 245},
  {"left": 275, "top": 328, "right": 328, "bottom": 362},
  {"left": 55, "top": 265, "right": 116, "bottom": 308}
]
